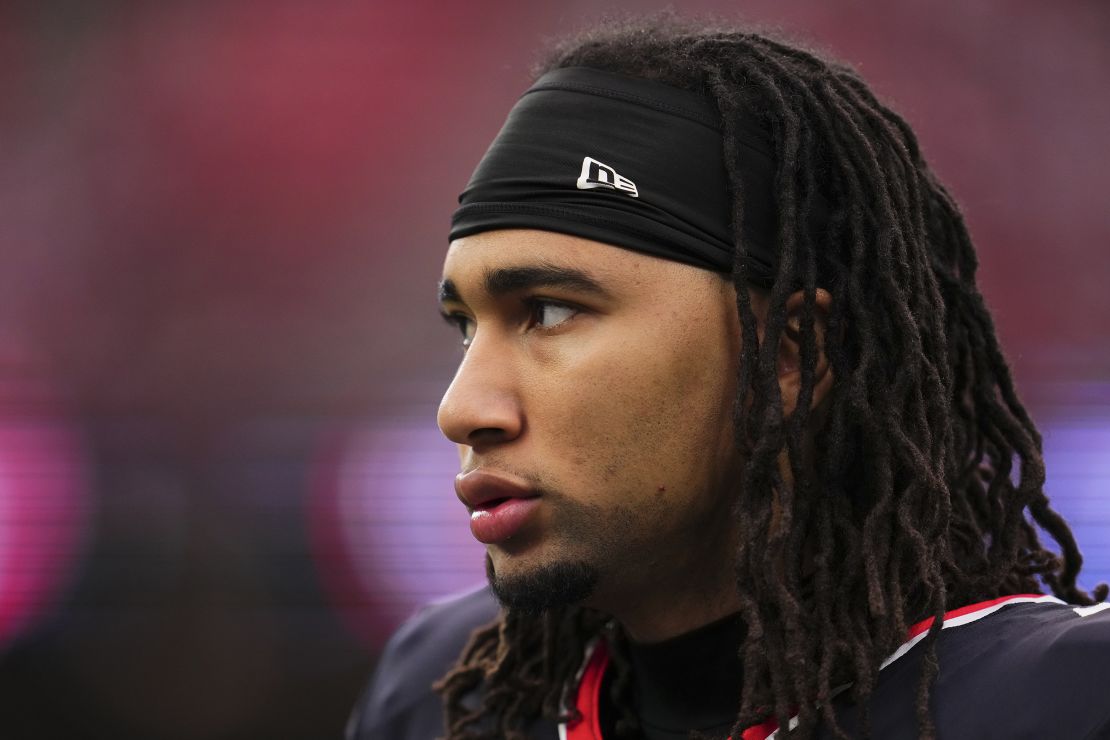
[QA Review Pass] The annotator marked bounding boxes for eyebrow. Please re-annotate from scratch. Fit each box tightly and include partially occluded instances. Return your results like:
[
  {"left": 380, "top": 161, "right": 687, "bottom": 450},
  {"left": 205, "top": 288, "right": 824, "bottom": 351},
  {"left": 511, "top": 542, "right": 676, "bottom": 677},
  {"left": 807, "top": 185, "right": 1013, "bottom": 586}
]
[{"left": 438, "top": 264, "right": 610, "bottom": 305}]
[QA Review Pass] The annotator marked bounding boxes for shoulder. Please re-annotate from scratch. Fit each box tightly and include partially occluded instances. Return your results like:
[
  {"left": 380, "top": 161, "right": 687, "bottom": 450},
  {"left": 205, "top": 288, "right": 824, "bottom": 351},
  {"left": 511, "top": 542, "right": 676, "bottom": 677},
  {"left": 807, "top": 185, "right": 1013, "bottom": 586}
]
[
  {"left": 951, "top": 599, "right": 1110, "bottom": 681},
  {"left": 839, "top": 599, "right": 1110, "bottom": 739},
  {"left": 346, "top": 584, "right": 500, "bottom": 740},
  {"left": 983, "top": 601, "right": 1110, "bottom": 725}
]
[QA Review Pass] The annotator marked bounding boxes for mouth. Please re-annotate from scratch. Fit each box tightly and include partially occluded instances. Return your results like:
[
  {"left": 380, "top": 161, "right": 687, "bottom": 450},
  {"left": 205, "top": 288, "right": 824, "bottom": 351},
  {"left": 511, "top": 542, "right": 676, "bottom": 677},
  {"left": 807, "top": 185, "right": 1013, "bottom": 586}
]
[
  {"left": 472, "top": 496, "right": 511, "bottom": 511},
  {"left": 455, "top": 469, "right": 542, "bottom": 545},
  {"left": 455, "top": 469, "right": 540, "bottom": 509}
]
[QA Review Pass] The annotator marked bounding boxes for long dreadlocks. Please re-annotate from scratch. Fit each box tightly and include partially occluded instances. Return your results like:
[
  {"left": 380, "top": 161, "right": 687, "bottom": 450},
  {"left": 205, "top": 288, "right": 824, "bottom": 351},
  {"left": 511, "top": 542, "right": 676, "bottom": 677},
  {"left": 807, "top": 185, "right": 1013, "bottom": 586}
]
[{"left": 435, "top": 17, "right": 1107, "bottom": 740}]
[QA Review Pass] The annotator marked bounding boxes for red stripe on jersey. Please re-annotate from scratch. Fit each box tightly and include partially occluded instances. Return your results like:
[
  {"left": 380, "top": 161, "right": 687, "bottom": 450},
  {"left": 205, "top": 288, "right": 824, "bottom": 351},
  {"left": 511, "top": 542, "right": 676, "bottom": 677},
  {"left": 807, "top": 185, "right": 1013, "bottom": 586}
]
[
  {"left": 563, "top": 640, "right": 610, "bottom": 740},
  {"left": 739, "top": 717, "right": 780, "bottom": 740},
  {"left": 905, "top": 593, "right": 1045, "bottom": 640}
]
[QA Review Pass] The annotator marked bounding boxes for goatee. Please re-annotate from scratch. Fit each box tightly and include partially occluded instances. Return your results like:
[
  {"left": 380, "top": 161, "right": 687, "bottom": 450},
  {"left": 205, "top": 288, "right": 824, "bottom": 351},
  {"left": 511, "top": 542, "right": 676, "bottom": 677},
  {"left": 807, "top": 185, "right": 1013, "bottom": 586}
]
[{"left": 486, "top": 555, "right": 598, "bottom": 615}]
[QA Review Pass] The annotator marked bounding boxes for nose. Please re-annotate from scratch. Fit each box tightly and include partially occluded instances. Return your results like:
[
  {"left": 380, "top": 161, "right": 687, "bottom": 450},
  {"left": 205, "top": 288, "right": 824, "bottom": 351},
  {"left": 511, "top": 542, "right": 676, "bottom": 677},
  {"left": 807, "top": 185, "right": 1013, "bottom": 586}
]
[{"left": 437, "top": 334, "right": 523, "bottom": 450}]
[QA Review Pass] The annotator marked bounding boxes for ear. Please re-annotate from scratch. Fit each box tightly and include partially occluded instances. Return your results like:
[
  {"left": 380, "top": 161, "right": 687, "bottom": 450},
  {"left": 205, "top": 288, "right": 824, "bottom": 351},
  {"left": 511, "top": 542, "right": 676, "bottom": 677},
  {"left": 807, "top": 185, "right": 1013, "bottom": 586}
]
[{"left": 776, "top": 288, "right": 834, "bottom": 418}]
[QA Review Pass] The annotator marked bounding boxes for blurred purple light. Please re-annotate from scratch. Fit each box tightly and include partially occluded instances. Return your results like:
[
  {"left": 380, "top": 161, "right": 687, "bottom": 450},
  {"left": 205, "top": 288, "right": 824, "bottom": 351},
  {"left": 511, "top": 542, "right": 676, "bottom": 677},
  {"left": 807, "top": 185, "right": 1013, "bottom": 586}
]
[
  {"left": 1040, "top": 386, "right": 1110, "bottom": 591},
  {"left": 310, "top": 414, "right": 485, "bottom": 647}
]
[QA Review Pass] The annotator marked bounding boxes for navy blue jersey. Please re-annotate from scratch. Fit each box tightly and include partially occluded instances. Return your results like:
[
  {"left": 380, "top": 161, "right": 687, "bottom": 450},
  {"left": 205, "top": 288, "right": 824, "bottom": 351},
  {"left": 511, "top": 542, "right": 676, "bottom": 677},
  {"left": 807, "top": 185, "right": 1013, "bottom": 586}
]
[{"left": 347, "top": 588, "right": 1110, "bottom": 739}]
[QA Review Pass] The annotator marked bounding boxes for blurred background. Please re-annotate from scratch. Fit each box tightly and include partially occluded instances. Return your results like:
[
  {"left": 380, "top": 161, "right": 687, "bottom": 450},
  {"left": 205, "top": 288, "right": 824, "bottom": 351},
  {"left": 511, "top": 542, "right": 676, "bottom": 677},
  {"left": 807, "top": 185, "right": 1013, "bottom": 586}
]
[{"left": 0, "top": 0, "right": 1107, "bottom": 738}]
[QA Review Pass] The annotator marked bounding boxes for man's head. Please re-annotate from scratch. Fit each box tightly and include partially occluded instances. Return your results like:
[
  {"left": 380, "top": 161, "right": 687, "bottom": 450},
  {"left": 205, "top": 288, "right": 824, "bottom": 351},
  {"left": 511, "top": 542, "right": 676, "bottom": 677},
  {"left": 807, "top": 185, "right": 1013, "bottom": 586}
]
[
  {"left": 433, "top": 17, "right": 1104, "bottom": 740},
  {"left": 437, "top": 229, "right": 830, "bottom": 638}
]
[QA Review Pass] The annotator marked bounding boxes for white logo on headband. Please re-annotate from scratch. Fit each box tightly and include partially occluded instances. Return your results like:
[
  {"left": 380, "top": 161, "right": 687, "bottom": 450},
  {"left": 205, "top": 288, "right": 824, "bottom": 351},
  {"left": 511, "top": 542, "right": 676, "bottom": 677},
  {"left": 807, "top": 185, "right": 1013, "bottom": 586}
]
[{"left": 576, "top": 156, "right": 639, "bottom": 198}]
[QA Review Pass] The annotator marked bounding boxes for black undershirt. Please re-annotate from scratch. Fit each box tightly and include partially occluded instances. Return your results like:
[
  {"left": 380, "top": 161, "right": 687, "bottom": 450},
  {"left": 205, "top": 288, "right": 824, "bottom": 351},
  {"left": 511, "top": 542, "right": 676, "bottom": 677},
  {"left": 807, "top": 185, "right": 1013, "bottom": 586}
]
[{"left": 599, "top": 613, "right": 745, "bottom": 740}]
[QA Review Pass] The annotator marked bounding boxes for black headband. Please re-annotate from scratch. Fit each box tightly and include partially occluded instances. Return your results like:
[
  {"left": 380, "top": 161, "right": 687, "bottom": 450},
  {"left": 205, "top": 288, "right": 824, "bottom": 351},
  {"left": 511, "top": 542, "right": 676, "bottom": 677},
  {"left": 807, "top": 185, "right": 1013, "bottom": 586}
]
[{"left": 449, "top": 66, "right": 792, "bottom": 282}]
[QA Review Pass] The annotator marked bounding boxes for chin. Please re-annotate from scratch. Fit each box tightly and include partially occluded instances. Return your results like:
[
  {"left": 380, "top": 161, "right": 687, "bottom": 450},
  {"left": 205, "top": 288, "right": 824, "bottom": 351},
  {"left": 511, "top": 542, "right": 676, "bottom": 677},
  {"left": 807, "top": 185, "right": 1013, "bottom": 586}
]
[{"left": 485, "top": 553, "right": 599, "bottom": 615}]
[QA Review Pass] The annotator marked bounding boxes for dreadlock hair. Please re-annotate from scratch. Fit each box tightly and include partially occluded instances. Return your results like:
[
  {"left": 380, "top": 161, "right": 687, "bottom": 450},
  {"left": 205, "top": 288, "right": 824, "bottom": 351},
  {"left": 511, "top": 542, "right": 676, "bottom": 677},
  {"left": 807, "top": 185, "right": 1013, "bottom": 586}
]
[{"left": 434, "top": 16, "right": 1108, "bottom": 740}]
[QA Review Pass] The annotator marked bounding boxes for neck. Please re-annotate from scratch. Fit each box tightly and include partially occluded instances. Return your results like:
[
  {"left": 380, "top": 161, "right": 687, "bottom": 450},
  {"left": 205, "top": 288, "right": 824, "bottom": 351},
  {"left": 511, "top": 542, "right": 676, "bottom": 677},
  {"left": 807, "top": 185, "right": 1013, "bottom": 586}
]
[
  {"left": 616, "top": 585, "right": 744, "bottom": 642},
  {"left": 622, "top": 612, "right": 745, "bottom": 739},
  {"left": 596, "top": 517, "right": 745, "bottom": 642}
]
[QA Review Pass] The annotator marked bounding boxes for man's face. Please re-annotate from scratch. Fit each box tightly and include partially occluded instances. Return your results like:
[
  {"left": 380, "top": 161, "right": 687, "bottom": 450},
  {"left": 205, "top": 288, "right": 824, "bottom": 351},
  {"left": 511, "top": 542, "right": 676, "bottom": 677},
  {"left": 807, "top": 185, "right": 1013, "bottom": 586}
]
[{"left": 437, "top": 229, "right": 746, "bottom": 631}]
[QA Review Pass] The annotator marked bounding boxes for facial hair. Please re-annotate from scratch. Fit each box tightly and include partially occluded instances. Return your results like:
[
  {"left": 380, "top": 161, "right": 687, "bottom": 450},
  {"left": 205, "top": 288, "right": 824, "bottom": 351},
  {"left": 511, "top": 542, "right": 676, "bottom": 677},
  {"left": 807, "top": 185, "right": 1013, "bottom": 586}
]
[{"left": 485, "top": 553, "right": 599, "bottom": 615}]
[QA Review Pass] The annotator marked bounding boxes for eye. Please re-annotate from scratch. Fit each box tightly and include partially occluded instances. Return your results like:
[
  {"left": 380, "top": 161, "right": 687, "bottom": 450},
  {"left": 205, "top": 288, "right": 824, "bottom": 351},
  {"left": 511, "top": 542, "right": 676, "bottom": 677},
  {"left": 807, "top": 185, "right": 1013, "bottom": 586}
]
[
  {"left": 528, "top": 300, "right": 577, "bottom": 330},
  {"left": 443, "top": 313, "right": 475, "bottom": 349}
]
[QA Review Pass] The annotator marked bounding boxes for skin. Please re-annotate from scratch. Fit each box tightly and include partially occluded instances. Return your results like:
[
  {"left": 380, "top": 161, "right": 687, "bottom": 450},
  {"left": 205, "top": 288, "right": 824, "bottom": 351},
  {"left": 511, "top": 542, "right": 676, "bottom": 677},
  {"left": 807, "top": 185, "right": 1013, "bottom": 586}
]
[{"left": 437, "top": 229, "right": 831, "bottom": 642}]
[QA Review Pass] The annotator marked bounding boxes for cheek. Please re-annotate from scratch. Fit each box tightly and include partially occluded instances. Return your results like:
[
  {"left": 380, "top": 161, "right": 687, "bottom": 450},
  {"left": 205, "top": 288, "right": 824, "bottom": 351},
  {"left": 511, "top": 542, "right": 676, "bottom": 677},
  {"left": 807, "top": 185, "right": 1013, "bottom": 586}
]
[{"left": 529, "top": 315, "right": 738, "bottom": 494}]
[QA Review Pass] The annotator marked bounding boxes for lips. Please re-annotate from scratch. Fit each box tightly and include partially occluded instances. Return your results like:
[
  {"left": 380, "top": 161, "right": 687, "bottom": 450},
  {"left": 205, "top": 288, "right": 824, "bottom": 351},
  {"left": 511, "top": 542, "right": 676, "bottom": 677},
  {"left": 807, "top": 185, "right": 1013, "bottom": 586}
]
[{"left": 455, "top": 469, "right": 541, "bottom": 545}]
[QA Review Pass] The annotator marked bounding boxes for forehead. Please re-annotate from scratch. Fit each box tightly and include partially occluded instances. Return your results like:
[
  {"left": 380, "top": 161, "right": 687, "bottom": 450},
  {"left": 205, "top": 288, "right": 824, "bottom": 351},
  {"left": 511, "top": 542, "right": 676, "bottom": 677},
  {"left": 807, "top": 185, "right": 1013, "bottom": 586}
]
[
  {"left": 441, "top": 229, "right": 719, "bottom": 296},
  {"left": 444, "top": 229, "right": 627, "bottom": 278}
]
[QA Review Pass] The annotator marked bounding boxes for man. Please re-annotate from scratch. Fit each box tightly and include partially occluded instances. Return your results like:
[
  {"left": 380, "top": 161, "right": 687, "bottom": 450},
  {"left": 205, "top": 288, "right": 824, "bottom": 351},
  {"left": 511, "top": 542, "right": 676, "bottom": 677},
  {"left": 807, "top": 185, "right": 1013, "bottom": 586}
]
[{"left": 348, "top": 18, "right": 1110, "bottom": 740}]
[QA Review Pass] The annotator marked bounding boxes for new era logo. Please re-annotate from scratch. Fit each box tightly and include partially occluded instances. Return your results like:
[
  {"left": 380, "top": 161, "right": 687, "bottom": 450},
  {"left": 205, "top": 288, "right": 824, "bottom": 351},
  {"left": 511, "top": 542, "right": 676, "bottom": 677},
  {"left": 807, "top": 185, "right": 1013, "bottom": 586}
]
[{"left": 576, "top": 156, "right": 639, "bottom": 198}]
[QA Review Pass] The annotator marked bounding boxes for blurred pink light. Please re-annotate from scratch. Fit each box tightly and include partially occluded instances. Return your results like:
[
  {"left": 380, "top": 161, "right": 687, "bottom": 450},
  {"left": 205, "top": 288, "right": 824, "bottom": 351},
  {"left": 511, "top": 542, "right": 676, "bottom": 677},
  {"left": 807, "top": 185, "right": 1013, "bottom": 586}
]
[{"left": 0, "top": 416, "right": 91, "bottom": 650}]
